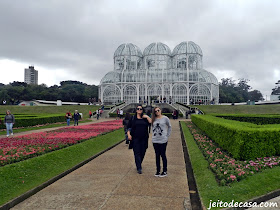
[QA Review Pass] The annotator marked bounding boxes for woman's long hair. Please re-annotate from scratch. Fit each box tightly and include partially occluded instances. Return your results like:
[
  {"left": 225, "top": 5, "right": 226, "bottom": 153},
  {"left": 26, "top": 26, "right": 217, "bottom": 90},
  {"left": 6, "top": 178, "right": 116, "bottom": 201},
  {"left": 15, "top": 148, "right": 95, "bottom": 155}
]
[
  {"left": 151, "top": 106, "right": 160, "bottom": 125},
  {"left": 134, "top": 104, "right": 144, "bottom": 118}
]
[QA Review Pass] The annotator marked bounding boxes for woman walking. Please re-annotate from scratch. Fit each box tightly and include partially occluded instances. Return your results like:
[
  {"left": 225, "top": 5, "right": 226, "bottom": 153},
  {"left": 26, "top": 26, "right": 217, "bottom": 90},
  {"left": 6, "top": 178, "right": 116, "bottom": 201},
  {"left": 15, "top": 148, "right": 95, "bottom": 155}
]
[
  {"left": 152, "top": 107, "right": 171, "bottom": 177},
  {"left": 65, "top": 111, "right": 72, "bottom": 126},
  {"left": 127, "top": 105, "right": 152, "bottom": 174},
  {"left": 4, "top": 110, "right": 15, "bottom": 137}
]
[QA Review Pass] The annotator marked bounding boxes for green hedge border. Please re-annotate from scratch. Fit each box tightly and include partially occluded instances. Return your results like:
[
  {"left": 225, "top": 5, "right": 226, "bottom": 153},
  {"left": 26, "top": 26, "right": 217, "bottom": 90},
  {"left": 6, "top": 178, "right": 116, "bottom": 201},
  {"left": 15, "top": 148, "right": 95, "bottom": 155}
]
[
  {"left": 109, "top": 113, "right": 183, "bottom": 118},
  {"left": 191, "top": 115, "right": 280, "bottom": 160},
  {"left": 0, "top": 114, "right": 66, "bottom": 129},
  {"left": 180, "top": 121, "right": 280, "bottom": 209}
]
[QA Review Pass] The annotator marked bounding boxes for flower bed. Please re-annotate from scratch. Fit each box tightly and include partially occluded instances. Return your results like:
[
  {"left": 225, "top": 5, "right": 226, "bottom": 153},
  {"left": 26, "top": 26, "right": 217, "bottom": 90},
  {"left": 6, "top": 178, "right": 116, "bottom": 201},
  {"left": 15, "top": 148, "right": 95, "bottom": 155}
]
[
  {"left": 0, "top": 120, "right": 123, "bottom": 166},
  {"left": 185, "top": 121, "right": 280, "bottom": 185}
]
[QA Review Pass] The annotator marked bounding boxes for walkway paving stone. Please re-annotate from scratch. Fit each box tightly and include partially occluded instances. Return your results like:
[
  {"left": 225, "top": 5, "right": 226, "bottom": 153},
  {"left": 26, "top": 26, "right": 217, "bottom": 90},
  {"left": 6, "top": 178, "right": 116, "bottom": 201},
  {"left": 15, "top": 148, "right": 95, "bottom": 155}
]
[{"left": 11, "top": 119, "right": 191, "bottom": 209}]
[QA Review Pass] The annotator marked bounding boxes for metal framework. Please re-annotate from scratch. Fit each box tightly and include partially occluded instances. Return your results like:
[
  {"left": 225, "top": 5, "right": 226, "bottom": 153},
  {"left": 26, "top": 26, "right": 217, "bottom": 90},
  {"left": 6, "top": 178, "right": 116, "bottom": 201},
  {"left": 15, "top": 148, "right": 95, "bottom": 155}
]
[{"left": 99, "top": 41, "right": 219, "bottom": 105}]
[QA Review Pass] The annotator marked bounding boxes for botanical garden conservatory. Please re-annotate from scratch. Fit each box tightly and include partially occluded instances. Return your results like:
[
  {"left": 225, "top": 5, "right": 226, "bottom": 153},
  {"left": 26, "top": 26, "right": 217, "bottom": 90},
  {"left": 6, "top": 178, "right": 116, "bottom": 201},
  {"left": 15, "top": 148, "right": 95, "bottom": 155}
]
[{"left": 99, "top": 41, "right": 219, "bottom": 105}]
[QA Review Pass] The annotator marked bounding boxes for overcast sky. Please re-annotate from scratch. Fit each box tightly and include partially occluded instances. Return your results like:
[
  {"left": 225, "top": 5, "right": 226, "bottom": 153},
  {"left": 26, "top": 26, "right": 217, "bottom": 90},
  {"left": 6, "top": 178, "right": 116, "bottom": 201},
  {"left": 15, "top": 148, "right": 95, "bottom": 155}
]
[{"left": 0, "top": 0, "right": 279, "bottom": 99}]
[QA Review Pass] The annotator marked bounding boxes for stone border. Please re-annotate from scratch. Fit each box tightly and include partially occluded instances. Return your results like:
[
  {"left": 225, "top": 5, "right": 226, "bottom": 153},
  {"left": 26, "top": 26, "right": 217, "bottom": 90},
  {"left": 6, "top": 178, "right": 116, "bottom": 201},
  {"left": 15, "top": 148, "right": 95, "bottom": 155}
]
[
  {"left": 179, "top": 121, "right": 203, "bottom": 210},
  {"left": 0, "top": 139, "right": 125, "bottom": 210}
]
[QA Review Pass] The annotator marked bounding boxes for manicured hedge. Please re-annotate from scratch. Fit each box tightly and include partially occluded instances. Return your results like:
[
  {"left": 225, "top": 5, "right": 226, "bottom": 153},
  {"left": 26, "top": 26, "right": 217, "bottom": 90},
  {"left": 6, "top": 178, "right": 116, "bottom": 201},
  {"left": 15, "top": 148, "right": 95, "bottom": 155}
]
[
  {"left": 109, "top": 113, "right": 183, "bottom": 118},
  {"left": 0, "top": 114, "right": 66, "bottom": 129},
  {"left": 216, "top": 114, "right": 280, "bottom": 125},
  {"left": 191, "top": 115, "right": 280, "bottom": 160}
]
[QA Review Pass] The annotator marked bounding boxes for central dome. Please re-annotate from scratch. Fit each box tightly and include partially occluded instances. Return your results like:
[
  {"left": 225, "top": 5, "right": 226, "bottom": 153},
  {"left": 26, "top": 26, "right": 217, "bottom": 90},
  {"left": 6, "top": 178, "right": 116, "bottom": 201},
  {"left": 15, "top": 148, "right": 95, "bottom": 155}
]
[
  {"left": 114, "top": 43, "right": 142, "bottom": 58},
  {"left": 143, "top": 42, "right": 171, "bottom": 56},
  {"left": 172, "top": 41, "right": 203, "bottom": 56}
]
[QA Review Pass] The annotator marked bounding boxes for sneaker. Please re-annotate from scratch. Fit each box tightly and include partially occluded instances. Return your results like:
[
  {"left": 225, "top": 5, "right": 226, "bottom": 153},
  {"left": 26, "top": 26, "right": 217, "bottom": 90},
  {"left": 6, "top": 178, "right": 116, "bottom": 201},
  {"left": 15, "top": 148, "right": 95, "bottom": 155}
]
[
  {"left": 159, "top": 172, "right": 167, "bottom": 177},
  {"left": 137, "top": 170, "right": 142, "bottom": 174},
  {"left": 154, "top": 172, "right": 160, "bottom": 177},
  {"left": 11, "top": 133, "right": 13, "bottom": 136},
  {"left": 6, "top": 135, "right": 9, "bottom": 137}
]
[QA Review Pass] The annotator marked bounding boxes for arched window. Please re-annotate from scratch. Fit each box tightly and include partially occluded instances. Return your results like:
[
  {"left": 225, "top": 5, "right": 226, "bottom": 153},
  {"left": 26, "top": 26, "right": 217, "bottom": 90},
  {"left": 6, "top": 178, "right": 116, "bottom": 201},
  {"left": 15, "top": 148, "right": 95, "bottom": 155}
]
[
  {"left": 103, "top": 85, "right": 121, "bottom": 104},
  {"left": 123, "top": 85, "right": 137, "bottom": 103}
]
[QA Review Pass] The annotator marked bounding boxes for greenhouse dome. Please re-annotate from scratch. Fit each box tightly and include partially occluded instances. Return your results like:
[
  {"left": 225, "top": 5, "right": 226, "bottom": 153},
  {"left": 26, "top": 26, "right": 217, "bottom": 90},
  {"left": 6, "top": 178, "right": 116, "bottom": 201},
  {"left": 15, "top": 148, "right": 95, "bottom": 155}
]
[{"left": 99, "top": 41, "right": 219, "bottom": 105}]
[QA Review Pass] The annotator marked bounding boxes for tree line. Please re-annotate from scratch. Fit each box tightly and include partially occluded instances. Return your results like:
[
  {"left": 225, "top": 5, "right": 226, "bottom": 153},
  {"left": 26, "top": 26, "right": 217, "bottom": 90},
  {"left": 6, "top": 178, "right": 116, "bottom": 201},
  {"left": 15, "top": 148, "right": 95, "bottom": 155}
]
[
  {"left": 0, "top": 78, "right": 264, "bottom": 105},
  {"left": 0, "top": 81, "right": 99, "bottom": 105},
  {"left": 219, "top": 78, "right": 263, "bottom": 103}
]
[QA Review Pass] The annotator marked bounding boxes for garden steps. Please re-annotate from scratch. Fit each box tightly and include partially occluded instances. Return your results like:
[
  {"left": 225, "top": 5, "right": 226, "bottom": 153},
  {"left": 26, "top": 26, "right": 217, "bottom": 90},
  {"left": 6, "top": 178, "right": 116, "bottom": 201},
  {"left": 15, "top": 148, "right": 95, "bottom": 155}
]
[{"left": 12, "top": 119, "right": 191, "bottom": 209}]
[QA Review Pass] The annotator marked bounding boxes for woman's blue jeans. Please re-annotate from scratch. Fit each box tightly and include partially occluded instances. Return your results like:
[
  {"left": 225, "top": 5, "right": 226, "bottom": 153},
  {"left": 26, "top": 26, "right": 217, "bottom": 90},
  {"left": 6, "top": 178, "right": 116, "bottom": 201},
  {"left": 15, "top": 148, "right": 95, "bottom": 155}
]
[
  {"left": 66, "top": 119, "right": 70, "bottom": 126},
  {"left": 6, "top": 123, "right": 13, "bottom": 135}
]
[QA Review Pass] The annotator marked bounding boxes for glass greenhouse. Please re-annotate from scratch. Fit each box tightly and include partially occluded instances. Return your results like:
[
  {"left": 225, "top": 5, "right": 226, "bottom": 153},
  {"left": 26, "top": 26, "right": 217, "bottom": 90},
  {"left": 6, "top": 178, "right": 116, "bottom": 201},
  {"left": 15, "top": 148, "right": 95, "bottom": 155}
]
[{"left": 99, "top": 41, "right": 219, "bottom": 105}]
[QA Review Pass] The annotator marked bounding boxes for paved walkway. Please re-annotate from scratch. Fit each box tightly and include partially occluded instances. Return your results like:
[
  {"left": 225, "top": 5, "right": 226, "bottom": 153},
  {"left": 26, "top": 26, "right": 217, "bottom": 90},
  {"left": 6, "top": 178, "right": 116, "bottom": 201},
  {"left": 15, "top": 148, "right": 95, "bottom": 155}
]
[{"left": 12, "top": 119, "right": 191, "bottom": 209}]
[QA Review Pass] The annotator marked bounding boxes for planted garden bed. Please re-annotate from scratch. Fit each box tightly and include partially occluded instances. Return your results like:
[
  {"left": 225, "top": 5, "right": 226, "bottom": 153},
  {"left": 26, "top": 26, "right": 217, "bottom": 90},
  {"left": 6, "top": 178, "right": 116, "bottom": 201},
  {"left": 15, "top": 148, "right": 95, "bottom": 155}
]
[
  {"left": 185, "top": 121, "right": 280, "bottom": 185},
  {"left": 0, "top": 120, "right": 123, "bottom": 166},
  {"left": 191, "top": 115, "right": 280, "bottom": 160}
]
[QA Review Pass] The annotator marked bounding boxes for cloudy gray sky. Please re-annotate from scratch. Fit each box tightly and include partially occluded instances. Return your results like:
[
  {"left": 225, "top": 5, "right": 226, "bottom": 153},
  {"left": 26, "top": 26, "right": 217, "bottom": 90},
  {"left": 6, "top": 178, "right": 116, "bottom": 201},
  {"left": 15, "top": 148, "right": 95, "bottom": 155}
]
[{"left": 0, "top": 0, "right": 279, "bottom": 99}]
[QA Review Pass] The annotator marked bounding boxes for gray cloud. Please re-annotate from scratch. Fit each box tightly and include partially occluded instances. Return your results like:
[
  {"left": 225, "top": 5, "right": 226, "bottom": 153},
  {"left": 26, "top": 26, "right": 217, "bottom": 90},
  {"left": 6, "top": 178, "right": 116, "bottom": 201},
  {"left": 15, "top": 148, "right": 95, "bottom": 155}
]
[{"left": 0, "top": 0, "right": 279, "bottom": 97}]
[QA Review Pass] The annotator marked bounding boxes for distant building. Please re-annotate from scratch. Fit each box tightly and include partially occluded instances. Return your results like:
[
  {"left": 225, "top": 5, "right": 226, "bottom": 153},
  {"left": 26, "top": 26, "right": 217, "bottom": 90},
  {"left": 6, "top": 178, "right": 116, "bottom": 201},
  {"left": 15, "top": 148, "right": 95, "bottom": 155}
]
[{"left": 24, "top": 66, "right": 38, "bottom": 84}]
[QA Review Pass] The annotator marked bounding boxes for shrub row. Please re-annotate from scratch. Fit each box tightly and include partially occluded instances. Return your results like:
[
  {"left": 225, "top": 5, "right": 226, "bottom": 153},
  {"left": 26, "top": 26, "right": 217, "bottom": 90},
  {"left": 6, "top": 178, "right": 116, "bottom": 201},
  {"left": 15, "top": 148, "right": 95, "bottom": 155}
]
[
  {"left": 0, "top": 114, "right": 66, "bottom": 129},
  {"left": 215, "top": 114, "right": 280, "bottom": 125},
  {"left": 109, "top": 113, "right": 183, "bottom": 118},
  {"left": 191, "top": 115, "right": 280, "bottom": 160}
]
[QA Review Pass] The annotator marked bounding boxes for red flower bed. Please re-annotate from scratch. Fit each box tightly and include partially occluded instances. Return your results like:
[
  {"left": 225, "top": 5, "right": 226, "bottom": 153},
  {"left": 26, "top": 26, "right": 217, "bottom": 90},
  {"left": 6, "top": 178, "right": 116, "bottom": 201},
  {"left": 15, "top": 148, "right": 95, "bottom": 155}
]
[
  {"left": 186, "top": 122, "right": 280, "bottom": 185},
  {"left": 0, "top": 120, "right": 123, "bottom": 166}
]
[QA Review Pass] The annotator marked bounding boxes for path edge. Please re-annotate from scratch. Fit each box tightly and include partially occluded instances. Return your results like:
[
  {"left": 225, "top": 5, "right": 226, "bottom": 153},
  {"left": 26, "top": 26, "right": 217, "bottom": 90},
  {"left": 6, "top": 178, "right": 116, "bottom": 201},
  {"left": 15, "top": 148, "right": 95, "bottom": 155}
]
[
  {"left": 0, "top": 139, "right": 125, "bottom": 210},
  {"left": 179, "top": 121, "right": 203, "bottom": 210}
]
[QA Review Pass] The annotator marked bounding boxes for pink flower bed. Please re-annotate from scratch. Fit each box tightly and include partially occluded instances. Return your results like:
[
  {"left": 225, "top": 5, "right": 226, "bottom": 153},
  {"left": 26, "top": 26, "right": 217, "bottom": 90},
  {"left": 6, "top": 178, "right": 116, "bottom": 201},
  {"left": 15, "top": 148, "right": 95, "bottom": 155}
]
[
  {"left": 0, "top": 120, "right": 123, "bottom": 166},
  {"left": 186, "top": 122, "right": 280, "bottom": 185}
]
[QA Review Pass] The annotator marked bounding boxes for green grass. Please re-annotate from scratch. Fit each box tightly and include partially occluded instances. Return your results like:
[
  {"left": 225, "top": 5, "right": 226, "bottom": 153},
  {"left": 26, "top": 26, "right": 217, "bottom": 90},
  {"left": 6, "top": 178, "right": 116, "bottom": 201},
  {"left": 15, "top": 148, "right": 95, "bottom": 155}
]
[
  {"left": 181, "top": 121, "right": 280, "bottom": 209},
  {"left": 193, "top": 105, "right": 280, "bottom": 115},
  {"left": 0, "top": 119, "right": 92, "bottom": 135},
  {"left": 0, "top": 128, "right": 124, "bottom": 206},
  {"left": 0, "top": 105, "right": 100, "bottom": 115}
]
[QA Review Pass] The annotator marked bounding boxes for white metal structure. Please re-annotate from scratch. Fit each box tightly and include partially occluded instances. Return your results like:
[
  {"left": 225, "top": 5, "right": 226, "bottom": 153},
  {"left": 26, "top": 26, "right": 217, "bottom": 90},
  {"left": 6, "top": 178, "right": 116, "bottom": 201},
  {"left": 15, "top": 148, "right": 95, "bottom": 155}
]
[{"left": 99, "top": 41, "right": 219, "bottom": 105}]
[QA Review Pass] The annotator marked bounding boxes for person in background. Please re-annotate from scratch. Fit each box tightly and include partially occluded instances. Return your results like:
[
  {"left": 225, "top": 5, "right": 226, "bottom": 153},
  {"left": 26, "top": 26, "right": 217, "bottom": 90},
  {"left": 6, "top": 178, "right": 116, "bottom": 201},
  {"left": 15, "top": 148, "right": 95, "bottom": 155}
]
[
  {"left": 123, "top": 112, "right": 131, "bottom": 146},
  {"left": 65, "top": 111, "right": 72, "bottom": 126},
  {"left": 116, "top": 108, "right": 120, "bottom": 119},
  {"left": 99, "top": 109, "right": 103, "bottom": 117},
  {"left": 151, "top": 107, "right": 171, "bottom": 177},
  {"left": 172, "top": 110, "right": 176, "bottom": 120},
  {"left": 89, "top": 110, "right": 92, "bottom": 118},
  {"left": 119, "top": 109, "right": 124, "bottom": 119},
  {"left": 4, "top": 110, "right": 15, "bottom": 137},
  {"left": 127, "top": 105, "right": 152, "bottom": 174},
  {"left": 96, "top": 109, "right": 100, "bottom": 120},
  {"left": 73, "top": 110, "right": 80, "bottom": 126}
]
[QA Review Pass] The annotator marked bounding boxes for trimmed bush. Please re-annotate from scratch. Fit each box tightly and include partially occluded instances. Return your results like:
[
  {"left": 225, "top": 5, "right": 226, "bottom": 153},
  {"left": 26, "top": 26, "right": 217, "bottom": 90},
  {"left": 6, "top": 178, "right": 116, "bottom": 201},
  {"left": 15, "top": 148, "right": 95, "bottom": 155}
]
[
  {"left": 215, "top": 114, "right": 280, "bottom": 125},
  {"left": 0, "top": 114, "right": 66, "bottom": 129},
  {"left": 109, "top": 113, "right": 183, "bottom": 118},
  {"left": 191, "top": 115, "right": 280, "bottom": 160}
]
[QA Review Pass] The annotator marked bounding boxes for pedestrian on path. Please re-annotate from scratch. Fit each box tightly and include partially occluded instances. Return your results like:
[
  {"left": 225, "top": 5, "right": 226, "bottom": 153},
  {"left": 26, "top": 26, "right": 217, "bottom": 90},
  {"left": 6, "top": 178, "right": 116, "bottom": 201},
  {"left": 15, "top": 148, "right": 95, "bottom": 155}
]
[
  {"left": 73, "top": 110, "right": 80, "bottom": 126},
  {"left": 127, "top": 105, "right": 152, "bottom": 174},
  {"left": 4, "top": 110, "right": 15, "bottom": 137},
  {"left": 152, "top": 106, "right": 171, "bottom": 177},
  {"left": 65, "top": 111, "right": 72, "bottom": 126},
  {"left": 96, "top": 109, "right": 100, "bottom": 120}
]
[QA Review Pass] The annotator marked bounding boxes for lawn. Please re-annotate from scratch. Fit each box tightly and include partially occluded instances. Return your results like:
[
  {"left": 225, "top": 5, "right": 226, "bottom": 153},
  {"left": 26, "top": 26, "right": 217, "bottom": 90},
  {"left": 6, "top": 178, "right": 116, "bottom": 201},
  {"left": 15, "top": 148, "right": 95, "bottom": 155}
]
[
  {"left": 181, "top": 121, "right": 280, "bottom": 209},
  {"left": 0, "top": 105, "right": 101, "bottom": 115}
]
